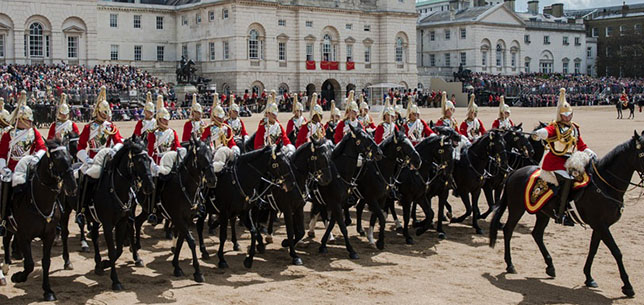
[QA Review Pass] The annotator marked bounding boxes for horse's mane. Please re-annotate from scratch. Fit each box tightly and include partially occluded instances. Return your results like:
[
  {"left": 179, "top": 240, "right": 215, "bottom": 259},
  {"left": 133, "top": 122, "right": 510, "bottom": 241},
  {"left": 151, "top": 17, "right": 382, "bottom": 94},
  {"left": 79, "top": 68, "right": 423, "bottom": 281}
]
[
  {"left": 239, "top": 145, "right": 270, "bottom": 162},
  {"left": 597, "top": 138, "right": 633, "bottom": 169},
  {"left": 292, "top": 141, "right": 311, "bottom": 161},
  {"left": 111, "top": 140, "right": 142, "bottom": 168},
  {"left": 332, "top": 133, "right": 351, "bottom": 159}
]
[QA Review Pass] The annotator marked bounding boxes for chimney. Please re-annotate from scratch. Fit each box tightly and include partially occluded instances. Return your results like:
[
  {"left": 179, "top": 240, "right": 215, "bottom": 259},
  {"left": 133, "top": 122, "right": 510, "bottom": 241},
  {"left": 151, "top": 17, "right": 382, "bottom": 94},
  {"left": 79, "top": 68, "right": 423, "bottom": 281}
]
[
  {"left": 543, "top": 5, "right": 552, "bottom": 15},
  {"left": 622, "top": 1, "right": 629, "bottom": 17},
  {"left": 504, "top": 0, "right": 515, "bottom": 11},
  {"left": 449, "top": 0, "right": 459, "bottom": 11},
  {"left": 551, "top": 3, "right": 564, "bottom": 17},
  {"left": 528, "top": 0, "right": 539, "bottom": 15}
]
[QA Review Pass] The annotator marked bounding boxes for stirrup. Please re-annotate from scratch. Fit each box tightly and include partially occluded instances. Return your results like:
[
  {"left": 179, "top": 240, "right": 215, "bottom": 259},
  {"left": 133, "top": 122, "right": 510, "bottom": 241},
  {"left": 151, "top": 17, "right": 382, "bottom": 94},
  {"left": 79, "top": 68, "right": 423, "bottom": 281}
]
[{"left": 75, "top": 213, "right": 85, "bottom": 226}]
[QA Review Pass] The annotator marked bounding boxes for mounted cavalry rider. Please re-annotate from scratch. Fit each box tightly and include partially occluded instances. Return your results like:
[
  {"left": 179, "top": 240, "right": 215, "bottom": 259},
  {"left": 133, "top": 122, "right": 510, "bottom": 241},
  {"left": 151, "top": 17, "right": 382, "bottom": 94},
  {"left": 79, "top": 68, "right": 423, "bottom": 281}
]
[
  {"left": 254, "top": 91, "right": 294, "bottom": 154},
  {"left": 435, "top": 91, "right": 457, "bottom": 129},
  {"left": 76, "top": 86, "right": 124, "bottom": 220},
  {"left": 286, "top": 93, "right": 306, "bottom": 142},
  {"left": 295, "top": 93, "right": 325, "bottom": 147},
  {"left": 182, "top": 93, "right": 205, "bottom": 142},
  {"left": 0, "top": 91, "right": 47, "bottom": 234},
  {"left": 225, "top": 93, "right": 249, "bottom": 145},
  {"left": 492, "top": 96, "right": 514, "bottom": 130},
  {"left": 358, "top": 93, "right": 376, "bottom": 134},
  {"left": 393, "top": 98, "right": 406, "bottom": 131},
  {"left": 324, "top": 100, "right": 341, "bottom": 139},
  {"left": 201, "top": 94, "right": 238, "bottom": 172},
  {"left": 333, "top": 90, "right": 364, "bottom": 144},
  {"left": 133, "top": 92, "right": 157, "bottom": 140},
  {"left": 459, "top": 93, "right": 487, "bottom": 143},
  {"left": 404, "top": 100, "right": 435, "bottom": 146},
  {"left": 47, "top": 93, "right": 80, "bottom": 141},
  {"left": 374, "top": 98, "right": 399, "bottom": 145},
  {"left": 532, "top": 88, "right": 596, "bottom": 226}
]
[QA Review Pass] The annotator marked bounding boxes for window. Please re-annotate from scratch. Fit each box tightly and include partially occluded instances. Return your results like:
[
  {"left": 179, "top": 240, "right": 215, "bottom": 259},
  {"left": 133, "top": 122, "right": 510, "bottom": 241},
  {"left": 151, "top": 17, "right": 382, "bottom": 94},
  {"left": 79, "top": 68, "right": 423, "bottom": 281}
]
[
  {"left": 346, "top": 44, "right": 353, "bottom": 62},
  {"left": 563, "top": 62, "right": 569, "bottom": 74},
  {"left": 511, "top": 52, "right": 516, "bottom": 67},
  {"left": 543, "top": 35, "right": 550, "bottom": 44},
  {"left": 306, "top": 21, "right": 313, "bottom": 27},
  {"left": 157, "top": 46, "right": 164, "bottom": 61},
  {"left": 278, "top": 19, "right": 286, "bottom": 26},
  {"left": 395, "top": 37, "right": 404, "bottom": 63},
  {"left": 635, "top": 24, "right": 642, "bottom": 34},
  {"left": 525, "top": 60, "right": 530, "bottom": 73},
  {"left": 364, "top": 25, "right": 371, "bottom": 32},
  {"left": 563, "top": 36, "right": 568, "bottom": 45},
  {"left": 223, "top": 9, "right": 228, "bottom": 19},
  {"left": 110, "top": 44, "right": 119, "bottom": 60},
  {"left": 575, "top": 37, "right": 581, "bottom": 45},
  {"left": 364, "top": 45, "right": 371, "bottom": 63},
  {"left": 444, "top": 29, "right": 450, "bottom": 40},
  {"left": 67, "top": 36, "right": 78, "bottom": 58},
  {"left": 29, "top": 23, "right": 44, "bottom": 57},
  {"left": 195, "top": 43, "right": 201, "bottom": 61},
  {"left": 134, "top": 45, "right": 142, "bottom": 61},
  {"left": 306, "top": 43, "right": 314, "bottom": 61},
  {"left": 482, "top": 51, "right": 487, "bottom": 66},
  {"left": 495, "top": 44, "right": 503, "bottom": 67},
  {"left": 592, "top": 27, "right": 598, "bottom": 37},
  {"left": 322, "top": 34, "right": 332, "bottom": 61},
  {"left": 430, "top": 31, "right": 435, "bottom": 41},
  {"left": 181, "top": 16, "right": 188, "bottom": 25},
  {"left": 279, "top": 42, "right": 286, "bottom": 61},
  {"left": 209, "top": 42, "right": 215, "bottom": 60},
  {"left": 196, "top": 13, "right": 201, "bottom": 24},
  {"left": 223, "top": 41, "right": 229, "bottom": 59},
  {"left": 0, "top": 35, "right": 4, "bottom": 58},
  {"left": 134, "top": 15, "right": 141, "bottom": 29},
  {"left": 156, "top": 16, "right": 164, "bottom": 29},
  {"left": 110, "top": 14, "right": 118, "bottom": 28},
  {"left": 209, "top": 11, "right": 215, "bottom": 21},
  {"left": 587, "top": 47, "right": 592, "bottom": 57},
  {"left": 460, "top": 52, "right": 466, "bottom": 65},
  {"left": 460, "top": 28, "right": 466, "bottom": 39},
  {"left": 606, "top": 26, "right": 612, "bottom": 37},
  {"left": 574, "top": 62, "right": 580, "bottom": 74},
  {"left": 539, "top": 62, "right": 552, "bottom": 73},
  {"left": 605, "top": 47, "right": 610, "bottom": 57},
  {"left": 444, "top": 53, "right": 451, "bottom": 67},
  {"left": 619, "top": 25, "right": 625, "bottom": 35},
  {"left": 429, "top": 54, "right": 435, "bottom": 66},
  {"left": 248, "top": 29, "right": 259, "bottom": 59},
  {"left": 524, "top": 34, "right": 530, "bottom": 43},
  {"left": 46, "top": 35, "right": 50, "bottom": 57},
  {"left": 346, "top": 24, "right": 352, "bottom": 30},
  {"left": 181, "top": 44, "right": 188, "bottom": 58}
]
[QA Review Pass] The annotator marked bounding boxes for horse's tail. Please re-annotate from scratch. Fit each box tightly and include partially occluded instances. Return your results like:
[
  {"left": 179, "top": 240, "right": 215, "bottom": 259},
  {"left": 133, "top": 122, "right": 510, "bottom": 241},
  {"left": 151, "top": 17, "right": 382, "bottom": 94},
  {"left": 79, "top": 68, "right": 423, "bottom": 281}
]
[{"left": 489, "top": 192, "right": 508, "bottom": 248}]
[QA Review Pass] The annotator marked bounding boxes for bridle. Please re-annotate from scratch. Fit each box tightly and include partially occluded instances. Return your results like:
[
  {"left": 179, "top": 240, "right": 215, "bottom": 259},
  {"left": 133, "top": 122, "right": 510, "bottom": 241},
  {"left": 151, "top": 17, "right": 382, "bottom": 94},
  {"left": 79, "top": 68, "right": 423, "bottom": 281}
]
[
  {"left": 232, "top": 147, "right": 293, "bottom": 205},
  {"left": 591, "top": 140, "right": 644, "bottom": 195},
  {"left": 109, "top": 147, "right": 149, "bottom": 212},
  {"left": 422, "top": 137, "right": 454, "bottom": 189},
  {"left": 174, "top": 144, "right": 214, "bottom": 211},
  {"left": 29, "top": 146, "right": 71, "bottom": 223}
]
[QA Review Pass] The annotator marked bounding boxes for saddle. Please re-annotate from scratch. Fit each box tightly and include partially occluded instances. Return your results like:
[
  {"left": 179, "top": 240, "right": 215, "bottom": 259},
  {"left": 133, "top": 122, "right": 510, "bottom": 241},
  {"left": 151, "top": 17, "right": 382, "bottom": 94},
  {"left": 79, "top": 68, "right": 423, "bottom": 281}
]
[{"left": 524, "top": 168, "right": 590, "bottom": 214}]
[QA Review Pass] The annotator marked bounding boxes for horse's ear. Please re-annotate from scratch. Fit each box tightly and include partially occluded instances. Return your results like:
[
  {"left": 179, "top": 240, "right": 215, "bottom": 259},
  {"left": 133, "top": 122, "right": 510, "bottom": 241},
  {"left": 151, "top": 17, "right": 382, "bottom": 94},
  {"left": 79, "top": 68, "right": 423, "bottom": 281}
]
[
  {"left": 517, "top": 122, "right": 523, "bottom": 129},
  {"left": 429, "top": 120, "right": 434, "bottom": 128},
  {"left": 635, "top": 130, "right": 640, "bottom": 139}
]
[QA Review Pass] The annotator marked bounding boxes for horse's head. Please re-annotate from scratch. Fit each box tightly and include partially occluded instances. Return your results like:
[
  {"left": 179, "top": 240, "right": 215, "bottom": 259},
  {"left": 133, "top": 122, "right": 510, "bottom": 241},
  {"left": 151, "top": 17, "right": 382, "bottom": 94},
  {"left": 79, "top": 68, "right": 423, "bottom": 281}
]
[
  {"left": 505, "top": 126, "right": 534, "bottom": 159},
  {"left": 382, "top": 130, "right": 421, "bottom": 170},
  {"left": 418, "top": 135, "right": 454, "bottom": 181},
  {"left": 432, "top": 125, "right": 461, "bottom": 147},
  {"left": 632, "top": 130, "right": 644, "bottom": 174},
  {"left": 46, "top": 140, "right": 77, "bottom": 197},
  {"left": 188, "top": 136, "right": 218, "bottom": 188},
  {"left": 484, "top": 130, "right": 509, "bottom": 171},
  {"left": 296, "top": 140, "right": 333, "bottom": 186},
  {"left": 265, "top": 144, "right": 296, "bottom": 192},
  {"left": 123, "top": 139, "right": 154, "bottom": 195},
  {"left": 61, "top": 131, "right": 80, "bottom": 161},
  {"left": 349, "top": 124, "right": 383, "bottom": 161}
]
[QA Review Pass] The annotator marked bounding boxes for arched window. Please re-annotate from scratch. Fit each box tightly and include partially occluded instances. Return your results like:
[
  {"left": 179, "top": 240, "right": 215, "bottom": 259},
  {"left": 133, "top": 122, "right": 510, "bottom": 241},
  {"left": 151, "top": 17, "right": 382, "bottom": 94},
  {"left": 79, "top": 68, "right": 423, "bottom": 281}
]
[
  {"left": 395, "top": 37, "right": 404, "bottom": 63},
  {"left": 248, "top": 29, "right": 259, "bottom": 59},
  {"left": 322, "top": 34, "right": 332, "bottom": 61},
  {"left": 495, "top": 44, "right": 503, "bottom": 67},
  {"left": 29, "top": 23, "right": 44, "bottom": 57}
]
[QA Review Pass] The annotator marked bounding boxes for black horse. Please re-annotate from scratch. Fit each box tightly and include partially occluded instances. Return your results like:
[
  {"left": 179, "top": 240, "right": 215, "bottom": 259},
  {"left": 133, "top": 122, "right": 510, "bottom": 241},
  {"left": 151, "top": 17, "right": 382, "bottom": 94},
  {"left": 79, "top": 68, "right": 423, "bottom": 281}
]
[
  {"left": 309, "top": 125, "right": 383, "bottom": 259},
  {"left": 200, "top": 144, "right": 294, "bottom": 269},
  {"left": 5, "top": 140, "right": 77, "bottom": 301},
  {"left": 156, "top": 137, "right": 217, "bottom": 282},
  {"left": 450, "top": 131, "right": 508, "bottom": 234},
  {"left": 490, "top": 131, "right": 644, "bottom": 298},
  {"left": 86, "top": 139, "right": 154, "bottom": 291}
]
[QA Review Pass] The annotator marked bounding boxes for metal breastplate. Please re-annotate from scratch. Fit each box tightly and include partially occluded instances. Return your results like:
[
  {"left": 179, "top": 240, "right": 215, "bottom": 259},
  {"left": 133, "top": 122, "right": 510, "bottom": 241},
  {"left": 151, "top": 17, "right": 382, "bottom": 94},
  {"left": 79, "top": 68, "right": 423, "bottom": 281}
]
[
  {"left": 547, "top": 123, "right": 579, "bottom": 156},
  {"left": 228, "top": 118, "right": 242, "bottom": 136},
  {"left": 9, "top": 128, "right": 35, "bottom": 161},
  {"left": 88, "top": 122, "right": 112, "bottom": 151},
  {"left": 154, "top": 129, "right": 175, "bottom": 154},
  {"left": 381, "top": 122, "right": 395, "bottom": 139},
  {"left": 265, "top": 122, "right": 282, "bottom": 145}
]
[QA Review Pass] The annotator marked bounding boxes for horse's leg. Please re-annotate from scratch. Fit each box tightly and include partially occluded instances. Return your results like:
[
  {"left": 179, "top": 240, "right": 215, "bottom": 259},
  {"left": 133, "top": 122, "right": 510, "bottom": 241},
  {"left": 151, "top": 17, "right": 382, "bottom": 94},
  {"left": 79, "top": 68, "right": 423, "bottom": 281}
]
[
  {"left": 597, "top": 225, "right": 634, "bottom": 297},
  {"left": 103, "top": 223, "right": 123, "bottom": 291},
  {"left": 318, "top": 210, "right": 336, "bottom": 254},
  {"left": 583, "top": 230, "right": 601, "bottom": 288},
  {"left": 164, "top": 219, "right": 173, "bottom": 240},
  {"left": 171, "top": 232, "right": 185, "bottom": 277},
  {"left": 367, "top": 211, "right": 377, "bottom": 246},
  {"left": 195, "top": 214, "right": 209, "bottom": 259},
  {"left": 388, "top": 198, "right": 402, "bottom": 232},
  {"left": 307, "top": 207, "right": 319, "bottom": 238},
  {"left": 532, "top": 213, "right": 555, "bottom": 277},
  {"left": 471, "top": 190, "right": 484, "bottom": 235},
  {"left": 502, "top": 203, "right": 525, "bottom": 274},
  {"left": 451, "top": 190, "right": 472, "bottom": 224},
  {"left": 411, "top": 200, "right": 419, "bottom": 225},
  {"left": 401, "top": 199, "right": 414, "bottom": 244},
  {"left": 133, "top": 208, "right": 147, "bottom": 251},
  {"left": 184, "top": 229, "right": 204, "bottom": 282},
  {"left": 60, "top": 207, "right": 73, "bottom": 270},
  {"left": 292, "top": 205, "right": 306, "bottom": 244},
  {"left": 415, "top": 196, "right": 435, "bottom": 235},
  {"left": 217, "top": 214, "right": 229, "bottom": 269},
  {"left": 10, "top": 235, "right": 33, "bottom": 283},
  {"left": 230, "top": 217, "right": 240, "bottom": 251},
  {"left": 282, "top": 205, "right": 302, "bottom": 265},
  {"left": 355, "top": 200, "right": 366, "bottom": 236},
  {"left": 373, "top": 200, "right": 387, "bottom": 250},
  {"left": 480, "top": 184, "right": 495, "bottom": 219},
  {"left": 244, "top": 213, "right": 258, "bottom": 269},
  {"left": 41, "top": 229, "right": 56, "bottom": 301},
  {"left": 3, "top": 232, "right": 12, "bottom": 265},
  {"left": 78, "top": 216, "right": 89, "bottom": 253},
  {"left": 265, "top": 210, "right": 275, "bottom": 244},
  {"left": 343, "top": 205, "right": 352, "bottom": 226},
  {"left": 90, "top": 222, "right": 105, "bottom": 276},
  {"left": 333, "top": 203, "right": 359, "bottom": 259},
  {"left": 436, "top": 194, "right": 447, "bottom": 239}
]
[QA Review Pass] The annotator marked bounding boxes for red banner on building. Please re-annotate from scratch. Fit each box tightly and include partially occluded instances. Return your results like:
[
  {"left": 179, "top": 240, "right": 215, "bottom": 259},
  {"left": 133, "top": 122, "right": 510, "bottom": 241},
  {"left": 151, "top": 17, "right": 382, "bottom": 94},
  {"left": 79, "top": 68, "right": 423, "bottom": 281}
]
[
  {"left": 346, "top": 61, "right": 355, "bottom": 70},
  {"left": 306, "top": 61, "right": 316, "bottom": 70},
  {"left": 321, "top": 61, "right": 339, "bottom": 70}
]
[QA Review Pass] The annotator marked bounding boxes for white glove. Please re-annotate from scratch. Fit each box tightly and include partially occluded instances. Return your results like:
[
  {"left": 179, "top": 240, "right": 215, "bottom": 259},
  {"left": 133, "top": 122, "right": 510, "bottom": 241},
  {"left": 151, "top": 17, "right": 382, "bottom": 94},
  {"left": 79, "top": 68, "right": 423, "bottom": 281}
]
[
  {"left": 77, "top": 149, "right": 90, "bottom": 164},
  {"left": 29, "top": 156, "right": 39, "bottom": 166},
  {"left": 231, "top": 145, "right": 241, "bottom": 157},
  {"left": 112, "top": 143, "right": 124, "bottom": 152},
  {"left": 109, "top": 148, "right": 117, "bottom": 157},
  {"left": 1, "top": 167, "right": 11, "bottom": 178},
  {"left": 533, "top": 128, "right": 548, "bottom": 141},
  {"left": 584, "top": 148, "right": 597, "bottom": 160},
  {"left": 150, "top": 163, "right": 160, "bottom": 176}
]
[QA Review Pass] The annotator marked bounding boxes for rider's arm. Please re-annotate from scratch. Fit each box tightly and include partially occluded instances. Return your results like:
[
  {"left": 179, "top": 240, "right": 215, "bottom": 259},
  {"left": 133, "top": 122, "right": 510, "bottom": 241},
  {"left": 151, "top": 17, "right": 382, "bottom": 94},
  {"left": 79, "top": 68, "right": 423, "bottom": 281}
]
[
  {"left": 0, "top": 132, "right": 10, "bottom": 168},
  {"left": 76, "top": 124, "right": 91, "bottom": 163}
]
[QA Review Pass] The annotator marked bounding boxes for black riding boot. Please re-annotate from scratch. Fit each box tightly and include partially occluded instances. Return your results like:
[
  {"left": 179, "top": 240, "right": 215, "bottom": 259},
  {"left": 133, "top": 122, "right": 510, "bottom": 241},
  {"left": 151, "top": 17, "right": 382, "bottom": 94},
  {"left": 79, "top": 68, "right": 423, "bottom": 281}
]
[
  {"left": 0, "top": 181, "right": 9, "bottom": 235},
  {"left": 554, "top": 176, "right": 574, "bottom": 226},
  {"left": 147, "top": 177, "right": 158, "bottom": 225},
  {"left": 77, "top": 175, "right": 96, "bottom": 225}
]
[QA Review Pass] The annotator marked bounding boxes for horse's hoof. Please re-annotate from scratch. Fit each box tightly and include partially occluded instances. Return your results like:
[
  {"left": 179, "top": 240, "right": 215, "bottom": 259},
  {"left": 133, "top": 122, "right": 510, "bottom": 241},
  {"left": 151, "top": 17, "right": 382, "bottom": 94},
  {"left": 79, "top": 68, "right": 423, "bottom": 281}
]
[
  {"left": 201, "top": 252, "right": 210, "bottom": 260},
  {"left": 81, "top": 246, "right": 90, "bottom": 253},
  {"left": 358, "top": 230, "right": 365, "bottom": 237},
  {"left": 292, "top": 257, "right": 303, "bottom": 266},
  {"left": 585, "top": 279, "right": 598, "bottom": 288},
  {"left": 165, "top": 231, "right": 173, "bottom": 240},
  {"left": 218, "top": 261, "right": 229, "bottom": 269},
  {"left": 281, "top": 239, "right": 289, "bottom": 248},
  {"left": 438, "top": 232, "right": 446, "bottom": 240},
  {"left": 194, "top": 273, "right": 204, "bottom": 283},
  {"left": 264, "top": 235, "right": 273, "bottom": 244},
  {"left": 405, "top": 237, "right": 415, "bottom": 245},
  {"left": 344, "top": 218, "right": 352, "bottom": 226},
  {"left": 257, "top": 243, "right": 266, "bottom": 254},
  {"left": 475, "top": 228, "right": 484, "bottom": 235},
  {"left": 450, "top": 217, "right": 465, "bottom": 224},
  {"left": 307, "top": 231, "right": 315, "bottom": 238},
  {"left": 43, "top": 292, "right": 57, "bottom": 301},
  {"left": 319, "top": 246, "right": 328, "bottom": 254},
  {"left": 506, "top": 265, "right": 517, "bottom": 274},
  {"left": 396, "top": 227, "right": 403, "bottom": 234},
  {"left": 622, "top": 286, "right": 635, "bottom": 298},
  {"left": 412, "top": 221, "right": 422, "bottom": 228},
  {"left": 233, "top": 243, "right": 240, "bottom": 251},
  {"left": 349, "top": 252, "right": 359, "bottom": 260},
  {"left": 415, "top": 227, "right": 428, "bottom": 236},
  {"left": 170, "top": 247, "right": 176, "bottom": 255},
  {"left": 134, "top": 259, "right": 145, "bottom": 268},
  {"left": 101, "top": 260, "right": 111, "bottom": 269},
  {"left": 64, "top": 262, "right": 74, "bottom": 270},
  {"left": 173, "top": 269, "right": 184, "bottom": 277},
  {"left": 243, "top": 257, "right": 253, "bottom": 269},
  {"left": 546, "top": 266, "right": 556, "bottom": 278},
  {"left": 11, "top": 272, "right": 27, "bottom": 283},
  {"left": 94, "top": 267, "right": 104, "bottom": 276},
  {"left": 376, "top": 240, "right": 385, "bottom": 250},
  {"left": 112, "top": 282, "right": 124, "bottom": 291}
]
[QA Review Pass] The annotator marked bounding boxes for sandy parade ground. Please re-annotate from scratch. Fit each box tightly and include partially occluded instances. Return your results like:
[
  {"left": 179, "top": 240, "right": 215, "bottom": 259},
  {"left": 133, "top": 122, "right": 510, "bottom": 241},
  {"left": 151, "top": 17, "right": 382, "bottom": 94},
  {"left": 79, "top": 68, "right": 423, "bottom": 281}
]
[{"left": 1, "top": 105, "right": 644, "bottom": 304}]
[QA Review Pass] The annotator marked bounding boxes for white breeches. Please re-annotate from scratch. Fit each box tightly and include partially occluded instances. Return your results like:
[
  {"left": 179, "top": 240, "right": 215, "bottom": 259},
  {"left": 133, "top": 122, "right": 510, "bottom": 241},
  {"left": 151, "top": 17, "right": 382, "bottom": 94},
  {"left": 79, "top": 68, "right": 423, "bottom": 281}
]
[
  {"left": 12, "top": 156, "right": 37, "bottom": 187},
  {"left": 213, "top": 147, "right": 234, "bottom": 173},
  {"left": 84, "top": 148, "right": 113, "bottom": 179},
  {"left": 159, "top": 151, "right": 177, "bottom": 176}
]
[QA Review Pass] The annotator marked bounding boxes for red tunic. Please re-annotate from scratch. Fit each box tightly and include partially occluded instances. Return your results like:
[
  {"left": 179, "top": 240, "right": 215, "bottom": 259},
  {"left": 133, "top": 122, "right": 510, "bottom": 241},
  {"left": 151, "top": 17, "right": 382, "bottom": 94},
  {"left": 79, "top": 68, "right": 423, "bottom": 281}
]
[
  {"left": 201, "top": 124, "right": 236, "bottom": 148},
  {"left": 226, "top": 118, "right": 249, "bottom": 137},
  {"left": 491, "top": 119, "right": 514, "bottom": 129},
  {"left": 133, "top": 119, "right": 156, "bottom": 137},
  {"left": 47, "top": 121, "right": 80, "bottom": 140},
  {"left": 182, "top": 120, "right": 204, "bottom": 142},
  {"left": 458, "top": 119, "right": 487, "bottom": 138},
  {"left": 77, "top": 122, "right": 123, "bottom": 158},
  {"left": 404, "top": 119, "right": 434, "bottom": 146},
  {"left": 294, "top": 122, "right": 325, "bottom": 148},
  {"left": 286, "top": 117, "right": 307, "bottom": 136},
  {"left": 333, "top": 120, "right": 365, "bottom": 144},
  {"left": 254, "top": 120, "right": 290, "bottom": 150},
  {"left": 374, "top": 123, "right": 400, "bottom": 144},
  {"left": 359, "top": 115, "right": 377, "bottom": 130},
  {"left": 147, "top": 129, "right": 180, "bottom": 163},
  {"left": 541, "top": 123, "right": 588, "bottom": 171},
  {"left": 0, "top": 128, "right": 46, "bottom": 170}
]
